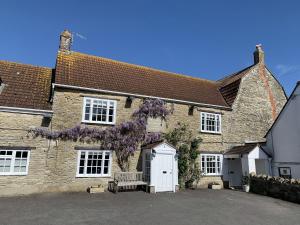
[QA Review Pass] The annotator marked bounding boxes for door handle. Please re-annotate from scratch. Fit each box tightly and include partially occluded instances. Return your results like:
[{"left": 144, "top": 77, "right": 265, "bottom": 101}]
[{"left": 162, "top": 171, "right": 167, "bottom": 174}]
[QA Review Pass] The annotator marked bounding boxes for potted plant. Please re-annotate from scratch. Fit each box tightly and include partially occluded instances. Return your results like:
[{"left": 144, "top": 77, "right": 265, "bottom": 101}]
[
  {"left": 209, "top": 182, "right": 222, "bottom": 190},
  {"left": 242, "top": 176, "right": 250, "bottom": 192}
]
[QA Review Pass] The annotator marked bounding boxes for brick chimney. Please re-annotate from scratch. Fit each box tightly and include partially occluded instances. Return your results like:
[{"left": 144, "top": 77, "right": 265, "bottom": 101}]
[
  {"left": 59, "top": 30, "right": 72, "bottom": 51},
  {"left": 253, "top": 44, "right": 264, "bottom": 64}
]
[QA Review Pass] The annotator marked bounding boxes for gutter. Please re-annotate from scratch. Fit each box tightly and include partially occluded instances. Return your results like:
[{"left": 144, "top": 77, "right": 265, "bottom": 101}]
[
  {"left": 0, "top": 106, "right": 53, "bottom": 117},
  {"left": 52, "top": 83, "right": 232, "bottom": 111}
]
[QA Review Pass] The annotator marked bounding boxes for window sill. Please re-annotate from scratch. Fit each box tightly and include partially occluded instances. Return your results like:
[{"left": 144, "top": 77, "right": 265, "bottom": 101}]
[
  {"left": 81, "top": 121, "right": 115, "bottom": 126},
  {"left": 201, "top": 174, "right": 223, "bottom": 177},
  {"left": 199, "top": 130, "right": 222, "bottom": 135},
  {"left": 76, "top": 175, "right": 112, "bottom": 178},
  {"left": 0, "top": 173, "right": 28, "bottom": 176}
]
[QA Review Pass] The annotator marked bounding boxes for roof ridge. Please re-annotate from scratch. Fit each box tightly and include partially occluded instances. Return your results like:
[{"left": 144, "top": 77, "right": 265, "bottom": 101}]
[
  {"left": 61, "top": 50, "right": 218, "bottom": 84},
  {"left": 217, "top": 64, "right": 255, "bottom": 83},
  {"left": 0, "top": 60, "right": 52, "bottom": 70}
]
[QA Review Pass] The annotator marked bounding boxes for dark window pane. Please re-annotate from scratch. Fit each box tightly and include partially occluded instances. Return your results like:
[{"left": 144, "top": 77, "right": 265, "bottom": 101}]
[
  {"left": 87, "top": 160, "right": 92, "bottom": 166},
  {"left": 16, "top": 151, "right": 22, "bottom": 158},
  {"left": 80, "top": 160, "right": 85, "bottom": 167},
  {"left": 22, "top": 151, "right": 28, "bottom": 158},
  {"left": 96, "top": 167, "right": 101, "bottom": 174},
  {"left": 104, "top": 160, "right": 109, "bottom": 167},
  {"left": 92, "top": 167, "right": 96, "bottom": 174},
  {"left": 103, "top": 167, "right": 108, "bottom": 174},
  {"left": 79, "top": 167, "right": 84, "bottom": 174},
  {"left": 87, "top": 167, "right": 91, "bottom": 174},
  {"left": 0, "top": 151, "right": 5, "bottom": 155}
]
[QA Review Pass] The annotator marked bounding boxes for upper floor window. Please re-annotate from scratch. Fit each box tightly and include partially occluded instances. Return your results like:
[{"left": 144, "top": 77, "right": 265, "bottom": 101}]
[
  {"left": 0, "top": 150, "right": 30, "bottom": 175},
  {"left": 82, "top": 97, "right": 117, "bottom": 125},
  {"left": 200, "top": 112, "right": 221, "bottom": 134},
  {"left": 201, "top": 154, "right": 222, "bottom": 176}
]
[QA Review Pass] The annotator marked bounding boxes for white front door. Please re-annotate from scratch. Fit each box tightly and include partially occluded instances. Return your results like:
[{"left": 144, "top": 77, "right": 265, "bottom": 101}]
[{"left": 156, "top": 153, "right": 173, "bottom": 192}]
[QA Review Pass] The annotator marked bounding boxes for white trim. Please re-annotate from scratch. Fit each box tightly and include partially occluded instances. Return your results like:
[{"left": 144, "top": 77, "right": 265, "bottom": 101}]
[
  {"left": 0, "top": 106, "right": 53, "bottom": 116},
  {"left": 81, "top": 97, "right": 117, "bottom": 125},
  {"left": 200, "top": 112, "right": 222, "bottom": 134},
  {"left": 53, "top": 83, "right": 231, "bottom": 110},
  {"left": 0, "top": 149, "right": 30, "bottom": 176},
  {"left": 76, "top": 150, "right": 112, "bottom": 178},
  {"left": 200, "top": 153, "right": 223, "bottom": 176}
]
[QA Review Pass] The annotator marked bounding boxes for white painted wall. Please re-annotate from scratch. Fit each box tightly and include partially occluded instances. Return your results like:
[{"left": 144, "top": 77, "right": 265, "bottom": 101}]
[{"left": 266, "top": 84, "right": 300, "bottom": 178}]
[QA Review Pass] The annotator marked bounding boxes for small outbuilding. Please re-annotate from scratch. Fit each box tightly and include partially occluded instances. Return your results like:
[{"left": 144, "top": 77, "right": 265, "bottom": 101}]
[
  {"left": 223, "top": 143, "right": 271, "bottom": 187},
  {"left": 142, "top": 141, "right": 178, "bottom": 193}
]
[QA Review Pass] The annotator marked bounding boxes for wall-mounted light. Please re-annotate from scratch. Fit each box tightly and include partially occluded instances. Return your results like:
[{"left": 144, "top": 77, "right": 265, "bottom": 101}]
[
  {"left": 125, "top": 96, "right": 134, "bottom": 108},
  {"left": 188, "top": 105, "right": 194, "bottom": 116}
]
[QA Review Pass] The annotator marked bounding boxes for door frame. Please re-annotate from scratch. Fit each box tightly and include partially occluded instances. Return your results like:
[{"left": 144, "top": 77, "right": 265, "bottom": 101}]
[{"left": 155, "top": 152, "right": 175, "bottom": 192}]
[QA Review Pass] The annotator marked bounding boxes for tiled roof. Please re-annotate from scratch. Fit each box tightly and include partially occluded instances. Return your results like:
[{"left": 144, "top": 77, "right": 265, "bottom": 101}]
[
  {"left": 224, "top": 143, "right": 258, "bottom": 155},
  {"left": 55, "top": 51, "right": 230, "bottom": 108},
  {"left": 0, "top": 61, "right": 52, "bottom": 110}
]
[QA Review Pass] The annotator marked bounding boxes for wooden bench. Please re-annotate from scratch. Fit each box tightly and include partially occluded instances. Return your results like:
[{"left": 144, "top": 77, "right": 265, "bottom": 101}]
[{"left": 113, "top": 172, "right": 147, "bottom": 193}]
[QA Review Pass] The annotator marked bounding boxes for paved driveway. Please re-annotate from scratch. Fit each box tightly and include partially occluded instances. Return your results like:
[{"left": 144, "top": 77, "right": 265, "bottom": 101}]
[{"left": 0, "top": 189, "right": 299, "bottom": 225}]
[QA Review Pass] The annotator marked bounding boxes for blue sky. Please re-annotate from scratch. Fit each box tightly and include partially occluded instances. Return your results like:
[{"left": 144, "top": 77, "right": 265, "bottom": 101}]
[{"left": 0, "top": 1, "right": 299, "bottom": 95}]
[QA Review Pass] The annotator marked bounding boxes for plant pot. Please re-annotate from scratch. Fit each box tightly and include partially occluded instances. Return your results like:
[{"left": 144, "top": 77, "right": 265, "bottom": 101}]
[
  {"left": 88, "top": 185, "right": 105, "bottom": 194},
  {"left": 210, "top": 184, "right": 222, "bottom": 190},
  {"left": 243, "top": 185, "right": 250, "bottom": 193}
]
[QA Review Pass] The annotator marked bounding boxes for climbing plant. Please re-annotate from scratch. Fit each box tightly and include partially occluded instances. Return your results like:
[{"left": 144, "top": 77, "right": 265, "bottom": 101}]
[
  {"left": 164, "top": 123, "right": 202, "bottom": 189},
  {"left": 29, "top": 98, "right": 170, "bottom": 171}
]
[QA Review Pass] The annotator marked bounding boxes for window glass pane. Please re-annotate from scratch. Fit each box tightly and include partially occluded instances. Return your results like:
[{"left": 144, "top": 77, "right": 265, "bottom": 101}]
[
  {"left": 103, "top": 167, "right": 108, "bottom": 174},
  {"left": 0, "top": 159, "right": 4, "bottom": 166},
  {"left": 79, "top": 167, "right": 84, "bottom": 174},
  {"left": 16, "top": 151, "right": 22, "bottom": 158}
]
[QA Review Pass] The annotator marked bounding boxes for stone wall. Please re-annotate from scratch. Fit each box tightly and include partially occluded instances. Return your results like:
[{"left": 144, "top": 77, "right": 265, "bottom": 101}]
[
  {"left": 250, "top": 175, "right": 300, "bottom": 204},
  {"left": 0, "top": 112, "right": 50, "bottom": 196},
  {"left": 48, "top": 88, "right": 228, "bottom": 191},
  {"left": 223, "top": 65, "right": 286, "bottom": 146}
]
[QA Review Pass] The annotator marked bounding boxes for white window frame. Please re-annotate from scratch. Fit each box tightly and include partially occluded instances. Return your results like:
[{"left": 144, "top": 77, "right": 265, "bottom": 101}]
[
  {"left": 200, "top": 112, "right": 222, "bottom": 134},
  {"left": 200, "top": 154, "right": 223, "bottom": 176},
  {"left": 0, "top": 150, "right": 30, "bottom": 176},
  {"left": 82, "top": 97, "right": 117, "bottom": 125},
  {"left": 76, "top": 150, "right": 112, "bottom": 178}
]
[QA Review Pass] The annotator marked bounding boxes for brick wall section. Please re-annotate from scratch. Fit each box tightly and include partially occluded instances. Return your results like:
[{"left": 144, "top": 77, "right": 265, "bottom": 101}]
[{"left": 0, "top": 67, "right": 287, "bottom": 195}]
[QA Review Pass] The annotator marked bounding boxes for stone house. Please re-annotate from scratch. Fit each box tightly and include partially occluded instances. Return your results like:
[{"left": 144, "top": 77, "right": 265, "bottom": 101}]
[{"left": 0, "top": 30, "right": 286, "bottom": 196}]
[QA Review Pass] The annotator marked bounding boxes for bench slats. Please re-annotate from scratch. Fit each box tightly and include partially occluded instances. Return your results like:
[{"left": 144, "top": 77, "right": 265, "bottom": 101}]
[{"left": 113, "top": 172, "right": 146, "bottom": 193}]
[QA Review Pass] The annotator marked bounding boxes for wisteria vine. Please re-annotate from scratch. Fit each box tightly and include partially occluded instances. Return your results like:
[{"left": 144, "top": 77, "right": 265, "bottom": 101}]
[{"left": 29, "top": 98, "right": 170, "bottom": 171}]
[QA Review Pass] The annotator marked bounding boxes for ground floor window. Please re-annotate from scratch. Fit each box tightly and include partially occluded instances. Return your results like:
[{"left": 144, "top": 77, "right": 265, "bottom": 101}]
[
  {"left": 0, "top": 150, "right": 30, "bottom": 175},
  {"left": 76, "top": 150, "right": 112, "bottom": 177},
  {"left": 200, "top": 154, "right": 222, "bottom": 175}
]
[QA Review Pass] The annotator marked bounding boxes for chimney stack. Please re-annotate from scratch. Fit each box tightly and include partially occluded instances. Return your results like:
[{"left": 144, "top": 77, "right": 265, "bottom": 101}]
[
  {"left": 253, "top": 44, "right": 264, "bottom": 64},
  {"left": 59, "top": 30, "right": 72, "bottom": 51}
]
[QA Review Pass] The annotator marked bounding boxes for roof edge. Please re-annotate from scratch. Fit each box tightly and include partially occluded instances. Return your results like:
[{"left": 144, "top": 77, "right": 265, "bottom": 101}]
[
  {"left": 53, "top": 83, "right": 232, "bottom": 110},
  {"left": 0, "top": 106, "right": 53, "bottom": 116}
]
